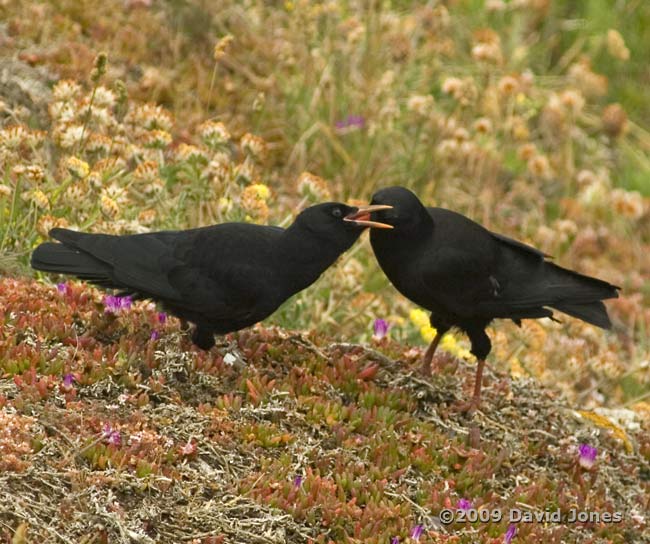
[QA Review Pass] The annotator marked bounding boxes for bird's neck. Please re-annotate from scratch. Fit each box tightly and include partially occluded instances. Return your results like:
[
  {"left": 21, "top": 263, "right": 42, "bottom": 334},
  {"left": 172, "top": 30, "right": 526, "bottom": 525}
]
[{"left": 277, "top": 224, "right": 352, "bottom": 291}]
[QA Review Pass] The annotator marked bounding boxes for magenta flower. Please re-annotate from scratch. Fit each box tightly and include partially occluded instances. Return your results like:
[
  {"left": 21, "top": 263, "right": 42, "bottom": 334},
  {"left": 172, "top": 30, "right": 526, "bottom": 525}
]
[
  {"left": 56, "top": 282, "right": 67, "bottom": 294},
  {"left": 103, "top": 294, "right": 132, "bottom": 313},
  {"left": 62, "top": 373, "right": 75, "bottom": 388},
  {"left": 578, "top": 443, "right": 598, "bottom": 469},
  {"left": 373, "top": 318, "right": 390, "bottom": 340},
  {"left": 102, "top": 423, "right": 122, "bottom": 446},
  {"left": 293, "top": 474, "right": 303, "bottom": 488},
  {"left": 390, "top": 538, "right": 400, "bottom": 544},
  {"left": 157, "top": 312, "right": 167, "bottom": 324},
  {"left": 457, "top": 498, "right": 472, "bottom": 511},
  {"left": 150, "top": 330, "right": 160, "bottom": 341},
  {"left": 335, "top": 114, "right": 366, "bottom": 132},
  {"left": 504, "top": 523, "right": 517, "bottom": 543},
  {"left": 410, "top": 525, "right": 424, "bottom": 541}
]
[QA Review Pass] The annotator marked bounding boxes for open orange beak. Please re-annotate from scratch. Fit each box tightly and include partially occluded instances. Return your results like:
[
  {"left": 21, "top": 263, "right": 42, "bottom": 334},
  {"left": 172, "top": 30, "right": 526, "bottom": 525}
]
[{"left": 344, "top": 204, "right": 394, "bottom": 229}]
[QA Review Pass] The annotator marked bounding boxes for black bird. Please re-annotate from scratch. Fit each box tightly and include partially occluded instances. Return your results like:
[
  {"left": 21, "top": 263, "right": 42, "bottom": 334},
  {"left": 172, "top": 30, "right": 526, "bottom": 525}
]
[
  {"left": 369, "top": 186, "right": 619, "bottom": 411},
  {"left": 31, "top": 202, "right": 393, "bottom": 349}
]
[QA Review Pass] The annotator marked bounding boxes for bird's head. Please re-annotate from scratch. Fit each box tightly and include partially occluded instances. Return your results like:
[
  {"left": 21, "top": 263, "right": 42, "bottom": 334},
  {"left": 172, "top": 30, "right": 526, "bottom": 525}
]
[
  {"left": 368, "top": 186, "right": 432, "bottom": 234},
  {"left": 295, "top": 202, "right": 393, "bottom": 245}
]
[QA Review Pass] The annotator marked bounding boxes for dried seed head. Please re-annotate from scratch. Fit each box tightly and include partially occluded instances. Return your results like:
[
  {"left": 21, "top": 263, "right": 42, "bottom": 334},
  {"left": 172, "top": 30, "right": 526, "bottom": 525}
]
[
  {"left": 198, "top": 120, "right": 231, "bottom": 147},
  {"left": 497, "top": 75, "right": 519, "bottom": 96},
  {"left": 297, "top": 171, "right": 331, "bottom": 201},
  {"left": 407, "top": 94, "right": 434, "bottom": 117},
  {"left": 92, "top": 86, "right": 117, "bottom": 109},
  {"left": 90, "top": 52, "right": 108, "bottom": 83},
  {"left": 527, "top": 154, "right": 552, "bottom": 179},
  {"left": 133, "top": 161, "right": 160, "bottom": 183},
  {"left": 213, "top": 35, "right": 234, "bottom": 61},
  {"left": 100, "top": 193, "right": 119, "bottom": 219},
  {"left": 12, "top": 164, "right": 45, "bottom": 184},
  {"left": 602, "top": 103, "right": 628, "bottom": 138},
  {"left": 611, "top": 188, "right": 645, "bottom": 220},
  {"left": 560, "top": 89, "right": 585, "bottom": 115},
  {"left": 517, "top": 143, "right": 537, "bottom": 161},
  {"left": 473, "top": 117, "right": 493, "bottom": 134},
  {"left": 240, "top": 133, "right": 268, "bottom": 160},
  {"left": 138, "top": 209, "right": 157, "bottom": 225},
  {"left": 175, "top": 143, "right": 208, "bottom": 162},
  {"left": 85, "top": 133, "right": 112, "bottom": 154},
  {"left": 57, "top": 125, "right": 85, "bottom": 149},
  {"left": 141, "top": 129, "right": 172, "bottom": 149},
  {"left": 0, "top": 125, "right": 29, "bottom": 149},
  {"left": 52, "top": 79, "right": 82, "bottom": 102},
  {"left": 607, "top": 29, "right": 630, "bottom": 61}
]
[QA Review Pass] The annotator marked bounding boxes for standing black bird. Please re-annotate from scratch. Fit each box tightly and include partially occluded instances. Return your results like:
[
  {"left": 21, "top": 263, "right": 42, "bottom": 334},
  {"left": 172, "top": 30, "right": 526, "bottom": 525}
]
[
  {"left": 31, "top": 202, "right": 392, "bottom": 349},
  {"left": 369, "top": 187, "right": 619, "bottom": 411}
]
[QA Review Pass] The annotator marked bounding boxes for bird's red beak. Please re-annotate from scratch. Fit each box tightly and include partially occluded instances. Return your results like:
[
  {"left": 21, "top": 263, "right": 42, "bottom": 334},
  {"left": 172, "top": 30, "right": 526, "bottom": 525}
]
[{"left": 344, "top": 204, "right": 394, "bottom": 229}]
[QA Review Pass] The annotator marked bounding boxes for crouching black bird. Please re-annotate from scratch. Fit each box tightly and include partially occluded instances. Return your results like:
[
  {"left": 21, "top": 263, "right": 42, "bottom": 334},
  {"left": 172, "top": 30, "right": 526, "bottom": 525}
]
[
  {"left": 369, "top": 187, "right": 620, "bottom": 411},
  {"left": 31, "top": 202, "right": 393, "bottom": 349}
]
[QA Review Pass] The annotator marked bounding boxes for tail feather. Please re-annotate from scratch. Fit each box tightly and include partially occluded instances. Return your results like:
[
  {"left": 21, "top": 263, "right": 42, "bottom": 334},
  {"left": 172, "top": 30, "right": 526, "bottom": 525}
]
[
  {"left": 31, "top": 240, "right": 113, "bottom": 284},
  {"left": 552, "top": 300, "right": 612, "bottom": 329},
  {"left": 544, "top": 263, "right": 618, "bottom": 329}
]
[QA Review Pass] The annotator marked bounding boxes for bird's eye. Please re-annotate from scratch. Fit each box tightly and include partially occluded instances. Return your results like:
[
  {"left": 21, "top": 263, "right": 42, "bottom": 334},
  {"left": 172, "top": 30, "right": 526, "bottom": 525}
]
[{"left": 331, "top": 207, "right": 343, "bottom": 218}]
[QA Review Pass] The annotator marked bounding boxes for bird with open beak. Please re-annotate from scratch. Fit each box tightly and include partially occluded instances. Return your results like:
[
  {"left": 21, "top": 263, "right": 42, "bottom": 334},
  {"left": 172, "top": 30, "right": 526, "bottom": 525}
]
[{"left": 32, "top": 202, "right": 393, "bottom": 350}]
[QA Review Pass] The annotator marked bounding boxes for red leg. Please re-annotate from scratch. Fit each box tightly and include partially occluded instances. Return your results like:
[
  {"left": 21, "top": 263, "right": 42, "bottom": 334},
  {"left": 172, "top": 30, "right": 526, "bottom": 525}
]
[
  {"left": 421, "top": 331, "right": 444, "bottom": 376},
  {"left": 452, "top": 359, "right": 486, "bottom": 416}
]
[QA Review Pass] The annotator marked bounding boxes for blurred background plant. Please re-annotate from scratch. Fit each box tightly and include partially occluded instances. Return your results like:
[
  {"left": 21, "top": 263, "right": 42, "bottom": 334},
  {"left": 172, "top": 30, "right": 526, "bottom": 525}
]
[{"left": 1, "top": 0, "right": 649, "bottom": 409}]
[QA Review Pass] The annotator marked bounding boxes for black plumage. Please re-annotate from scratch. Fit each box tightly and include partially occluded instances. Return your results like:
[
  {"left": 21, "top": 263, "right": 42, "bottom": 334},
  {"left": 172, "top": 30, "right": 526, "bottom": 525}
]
[
  {"left": 369, "top": 186, "right": 619, "bottom": 410},
  {"left": 31, "top": 202, "right": 392, "bottom": 349}
]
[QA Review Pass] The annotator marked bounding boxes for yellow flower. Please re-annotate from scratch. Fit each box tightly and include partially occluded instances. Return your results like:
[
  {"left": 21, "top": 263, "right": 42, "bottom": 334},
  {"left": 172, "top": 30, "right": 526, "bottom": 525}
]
[
  {"left": 440, "top": 335, "right": 472, "bottom": 359},
  {"left": 64, "top": 156, "right": 90, "bottom": 179},
  {"left": 409, "top": 308, "right": 430, "bottom": 328},
  {"left": 420, "top": 325, "right": 437, "bottom": 344},
  {"left": 24, "top": 189, "right": 50, "bottom": 210},
  {"left": 510, "top": 357, "right": 525, "bottom": 378},
  {"left": 441, "top": 334, "right": 457, "bottom": 352},
  {"left": 249, "top": 183, "right": 271, "bottom": 201}
]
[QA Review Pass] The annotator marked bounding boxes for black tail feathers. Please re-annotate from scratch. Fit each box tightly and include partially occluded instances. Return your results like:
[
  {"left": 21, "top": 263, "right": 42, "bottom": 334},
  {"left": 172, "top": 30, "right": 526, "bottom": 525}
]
[
  {"left": 31, "top": 232, "right": 110, "bottom": 282},
  {"left": 546, "top": 262, "right": 619, "bottom": 329}
]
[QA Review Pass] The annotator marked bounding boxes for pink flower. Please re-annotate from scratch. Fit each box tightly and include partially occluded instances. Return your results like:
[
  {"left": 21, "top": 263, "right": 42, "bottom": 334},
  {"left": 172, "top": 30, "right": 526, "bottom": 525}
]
[
  {"left": 157, "top": 312, "right": 167, "bottom": 324},
  {"left": 62, "top": 373, "right": 75, "bottom": 389},
  {"left": 578, "top": 443, "right": 598, "bottom": 469},
  {"left": 504, "top": 523, "right": 517, "bottom": 543},
  {"left": 372, "top": 318, "right": 390, "bottom": 340},
  {"left": 104, "top": 294, "right": 132, "bottom": 313},
  {"left": 457, "top": 498, "right": 472, "bottom": 511},
  {"left": 335, "top": 114, "right": 366, "bottom": 132},
  {"left": 410, "top": 525, "right": 424, "bottom": 541},
  {"left": 102, "top": 423, "right": 122, "bottom": 446}
]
